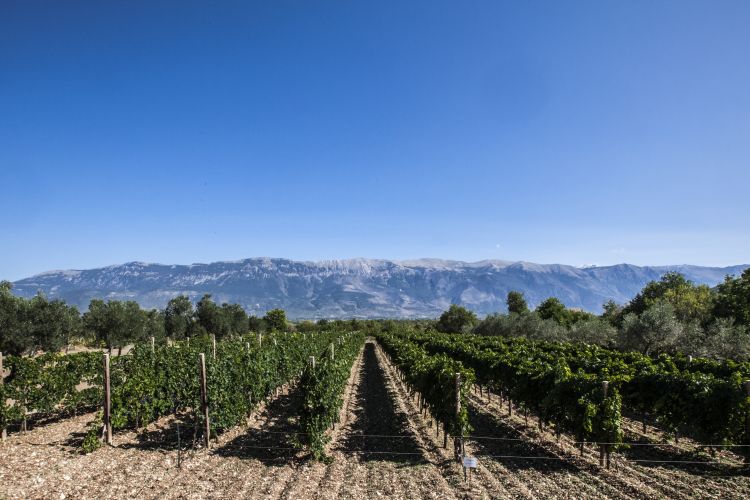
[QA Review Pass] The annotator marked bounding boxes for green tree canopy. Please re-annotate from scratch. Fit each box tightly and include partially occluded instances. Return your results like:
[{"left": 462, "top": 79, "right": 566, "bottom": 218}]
[
  {"left": 436, "top": 304, "right": 477, "bottom": 334},
  {"left": 263, "top": 308, "right": 288, "bottom": 332},
  {"left": 536, "top": 297, "right": 567, "bottom": 324},
  {"left": 713, "top": 269, "right": 750, "bottom": 327},
  {"left": 618, "top": 302, "right": 682, "bottom": 355},
  {"left": 83, "top": 299, "right": 147, "bottom": 353},
  {"left": 535, "top": 297, "right": 594, "bottom": 328},
  {"left": 248, "top": 315, "right": 264, "bottom": 333},
  {"left": 601, "top": 300, "right": 623, "bottom": 326},
  {"left": 195, "top": 294, "right": 227, "bottom": 337},
  {"left": 164, "top": 295, "right": 194, "bottom": 339},
  {"left": 221, "top": 303, "right": 249, "bottom": 336},
  {"left": 624, "top": 272, "right": 713, "bottom": 324},
  {"left": 506, "top": 291, "right": 529, "bottom": 315},
  {"left": 0, "top": 281, "right": 30, "bottom": 355},
  {"left": 28, "top": 293, "right": 80, "bottom": 353}
]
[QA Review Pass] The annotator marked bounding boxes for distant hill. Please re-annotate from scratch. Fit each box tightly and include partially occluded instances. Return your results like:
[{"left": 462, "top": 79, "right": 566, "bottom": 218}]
[{"left": 11, "top": 258, "right": 748, "bottom": 319}]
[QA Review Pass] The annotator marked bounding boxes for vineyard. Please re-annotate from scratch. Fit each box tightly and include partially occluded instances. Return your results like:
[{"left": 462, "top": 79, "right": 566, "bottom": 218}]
[{"left": 2, "top": 327, "right": 750, "bottom": 499}]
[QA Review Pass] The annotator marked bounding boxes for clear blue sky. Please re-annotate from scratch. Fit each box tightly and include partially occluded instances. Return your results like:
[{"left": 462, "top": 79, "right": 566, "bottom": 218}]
[{"left": 2, "top": 0, "right": 749, "bottom": 281}]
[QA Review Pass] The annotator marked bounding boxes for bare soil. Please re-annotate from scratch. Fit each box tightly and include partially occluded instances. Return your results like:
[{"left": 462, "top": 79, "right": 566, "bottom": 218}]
[{"left": 1, "top": 339, "right": 748, "bottom": 499}]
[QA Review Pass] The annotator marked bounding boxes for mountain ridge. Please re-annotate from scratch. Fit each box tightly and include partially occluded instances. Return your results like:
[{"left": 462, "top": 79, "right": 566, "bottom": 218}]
[{"left": 11, "top": 258, "right": 748, "bottom": 319}]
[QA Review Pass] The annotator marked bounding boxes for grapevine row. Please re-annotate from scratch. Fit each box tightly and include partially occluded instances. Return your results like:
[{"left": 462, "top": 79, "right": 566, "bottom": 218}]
[
  {"left": 375, "top": 331, "right": 474, "bottom": 450},
  {"left": 1, "top": 352, "right": 102, "bottom": 436},
  {"left": 1, "top": 331, "right": 347, "bottom": 446},
  {"left": 401, "top": 329, "right": 750, "bottom": 458},
  {"left": 400, "top": 330, "right": 621, "bottom": 454},
  {"left": 298, "top": 332, "right": 365, "bottom": 460}
]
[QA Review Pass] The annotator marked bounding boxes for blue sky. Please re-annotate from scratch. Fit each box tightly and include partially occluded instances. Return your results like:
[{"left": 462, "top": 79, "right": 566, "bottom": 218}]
[{"left": 2, "top": 0, "right": 749, "bottom": 281}]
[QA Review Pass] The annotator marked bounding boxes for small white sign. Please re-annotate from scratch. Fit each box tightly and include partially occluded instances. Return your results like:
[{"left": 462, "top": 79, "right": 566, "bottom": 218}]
[{"left": 462, "top": 456, "right": 478, "bottom": 468}]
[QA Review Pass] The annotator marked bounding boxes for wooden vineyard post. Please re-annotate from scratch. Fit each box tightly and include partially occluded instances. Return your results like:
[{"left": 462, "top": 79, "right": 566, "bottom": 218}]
[
  {"left": 212, "top": 335, "right": 217, "bottom": 360},
  {"left": 309, "top": 356, "right": 316, "bottom": 370},
  {"left": 258, "top": 333, "right": 262, "bottom": 347},
  {"left": 744, "top": 380, "right": 750, "bottom": 463},
  {"left": 176, "top": 421, "right": 182, "bottom": 468},
  {"left": 330, "top": 343, "right": 335, "bottom": 361},
  {"left": 1, "top": 351, "right": 5, "bottom": 441},
  {"left": 103, "top": 353, "right": 112, "bottom": 445},
  {"left": 150, "top": 336, "right": 155, "bottom": 353},
  {"left": 199, "top": 353, "right": 210, "bottom": 449},
  {"left": 454, "top": 374, "right": 463, "bottom": 461},
  {"left": 600, "top": 380, "right": 609, "bottom": 468},
  {"left": 455, "top": 373, "right": 467, "bottom": 480}
]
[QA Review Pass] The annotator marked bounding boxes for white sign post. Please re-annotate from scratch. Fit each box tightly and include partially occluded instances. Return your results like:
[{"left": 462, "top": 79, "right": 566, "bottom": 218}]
[{"left": 462, "top": 456, "right": 478, "bottom": 483}]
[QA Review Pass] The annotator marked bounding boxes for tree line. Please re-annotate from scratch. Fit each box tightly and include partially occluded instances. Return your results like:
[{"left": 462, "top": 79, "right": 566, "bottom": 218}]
[
  {"left": 0, "top": 281, "right": 293, "bottom": 356},
  {"left": 437, "top": 269, "right": 750, "bottom": 361},
  {"left": 3, "top": 268, "right": 748, "bottom": 360}
]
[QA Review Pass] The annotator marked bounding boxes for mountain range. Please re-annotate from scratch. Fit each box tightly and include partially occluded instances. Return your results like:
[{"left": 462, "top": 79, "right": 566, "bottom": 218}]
[{"left": 10, "top": 258, "right": 748, "bottom": 319}]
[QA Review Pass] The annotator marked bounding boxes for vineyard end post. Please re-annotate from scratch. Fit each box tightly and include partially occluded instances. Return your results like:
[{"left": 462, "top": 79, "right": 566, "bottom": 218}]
[
  {"left": 103, "top": 353, "right": 112, "bottom": 445},
  {"left": 199, "top": 353, "right": 210, "bottom": 449},
  {"left": 176, "top": 422, "right": 182, "bottom": 468},
  {"left": 150, "top": 336, "right": 155, "bottom": 353},
  {"left": 330, "top": 343, "right": 335, "bottom": 361},
  {"left": 600, "top": 380, "right": 609, "bottom": 468},
  {"left": 212, "top": 335, "right": 217, "bottom": 360},
  {"left": 455, "top": 373, "right": 465, "bottom": 465}
]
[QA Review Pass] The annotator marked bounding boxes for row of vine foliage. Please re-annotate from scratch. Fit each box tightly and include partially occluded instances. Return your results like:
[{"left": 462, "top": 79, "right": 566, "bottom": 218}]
[
  {"left": 1, "top": 352, "right": 102, "bottom": 434},
  {"left": 401, "top": 330, "right": 621, "bottom": 447},
  {"left": 1, "top": 330, "right": 345, "bottom": 443},
  {"left": 464, "top": 333, "right": 750, "bottom": 451},
  {"left": 298, "top": 332, "right": 365, "bottom": 460},
  {"left": 403, "top": 328, "right": 750, "bottom": 457},
  {"left": 375, "top": 331, "right": 474, "bottom": 441},
  {"left": 108, "top": 331, "right": 342, "bottom": 439}
]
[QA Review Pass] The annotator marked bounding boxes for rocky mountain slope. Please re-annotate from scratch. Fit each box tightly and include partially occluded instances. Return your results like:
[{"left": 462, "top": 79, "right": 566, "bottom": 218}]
[{"left": 11, "top": 258, "right": 748, "bottom": 318}]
